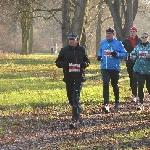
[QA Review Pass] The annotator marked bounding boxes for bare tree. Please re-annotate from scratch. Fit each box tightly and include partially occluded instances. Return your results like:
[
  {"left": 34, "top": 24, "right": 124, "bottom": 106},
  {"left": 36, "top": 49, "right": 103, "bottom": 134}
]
[
  {"left": 0, "top": 0, "right": 143, "bottom": 56},
  {"left": 70, "top": 0, "right": 89, "bottom": 45},
  {"left": 0, "top": 0, "right": 63, "bottom": 54},
  {"left": 20, "top": 1, "right": 33, "bottom": 55},
  {"left": 62, "top": 0, "right": 69, "bottom": 47},
  {"left": 105, "top": 0, "right": 139, "bottom": 41}
]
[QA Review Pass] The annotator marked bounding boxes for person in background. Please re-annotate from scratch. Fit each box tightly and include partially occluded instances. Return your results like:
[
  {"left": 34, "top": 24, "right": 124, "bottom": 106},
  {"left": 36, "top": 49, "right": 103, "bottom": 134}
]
[
  {"left": 122, "top": 26, "right": 141, "bottom": 102},
  {"left": 130, "top": 32, "right": 150, "bottom": 111},
  {"left": 55, "top": 32, "right": 90, "bottom": 129},
  {"left": 51, "top": 47, "right": 54, "bottom": 54},
  {"left": 97, "top": 27, "right": 127, "bottom": 113}
]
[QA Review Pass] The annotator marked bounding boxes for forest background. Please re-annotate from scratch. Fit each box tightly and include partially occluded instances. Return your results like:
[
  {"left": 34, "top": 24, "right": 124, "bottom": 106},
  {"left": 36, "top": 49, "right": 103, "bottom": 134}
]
[{"left": 0, "top": 0, "right": 150, "bottom": 56}]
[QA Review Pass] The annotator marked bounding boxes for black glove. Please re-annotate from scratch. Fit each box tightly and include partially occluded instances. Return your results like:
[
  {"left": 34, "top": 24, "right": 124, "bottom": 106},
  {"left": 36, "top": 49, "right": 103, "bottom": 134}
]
[
  {"left": 97, "top": 56, "right": 102, "bottom": 61},
  {"left": 111, "top": 51, "right": 117, "bottom": 57},
  {"left": 81, "top": 62, "right": 89, "bottom": 68},
  {"left": 55, "top": 61, "right": 62, "bottom": 68}
]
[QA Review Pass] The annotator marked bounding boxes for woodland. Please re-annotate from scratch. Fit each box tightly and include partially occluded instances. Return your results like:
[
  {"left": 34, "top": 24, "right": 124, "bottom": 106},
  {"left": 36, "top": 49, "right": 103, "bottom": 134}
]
[{"left": 0, "top": 0, "right": 150, "bottom": 56}]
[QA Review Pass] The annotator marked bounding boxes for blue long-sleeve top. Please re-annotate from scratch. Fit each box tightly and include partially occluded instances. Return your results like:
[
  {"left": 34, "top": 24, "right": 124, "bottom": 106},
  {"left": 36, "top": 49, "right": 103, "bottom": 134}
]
[{"left": 98, "top": 38, "right": 127, "bottom": 71}]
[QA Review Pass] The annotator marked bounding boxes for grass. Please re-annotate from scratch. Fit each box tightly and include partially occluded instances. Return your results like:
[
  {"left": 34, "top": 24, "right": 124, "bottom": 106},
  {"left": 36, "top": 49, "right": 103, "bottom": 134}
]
[
  {"left": 0, "top": 53, "right": 150, "bottom": 149},
  {"left": 0, "top": 54, "right": 128, "bottom": 108}
]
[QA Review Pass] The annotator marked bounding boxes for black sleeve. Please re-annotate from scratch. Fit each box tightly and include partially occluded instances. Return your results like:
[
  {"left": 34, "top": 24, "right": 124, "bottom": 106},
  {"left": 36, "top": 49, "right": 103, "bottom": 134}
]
[
  {"left": 81, "top": 46, "right": 90, "bottom": 68},
  {"left": 55, "top": 48, "right": 65, "bottom": 68}
]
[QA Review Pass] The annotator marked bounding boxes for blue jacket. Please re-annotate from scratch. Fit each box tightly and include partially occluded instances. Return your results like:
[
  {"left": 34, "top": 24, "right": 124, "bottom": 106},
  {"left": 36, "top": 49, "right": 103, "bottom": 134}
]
[
  {"left": 98, "top": 38, "right": 127, "bottom": 71},
  {"left": 130, "top": 42, "right": 150, "bottom": 75}
]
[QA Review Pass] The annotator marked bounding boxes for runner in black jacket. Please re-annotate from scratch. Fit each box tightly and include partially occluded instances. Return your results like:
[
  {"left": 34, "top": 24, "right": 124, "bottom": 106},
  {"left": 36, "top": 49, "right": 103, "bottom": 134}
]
[
  {"left": 122, "top": 26, "right": 141, "bottom": 102},
  {"left": 55, "top": 32, "right": 90, "bottom": 129}
]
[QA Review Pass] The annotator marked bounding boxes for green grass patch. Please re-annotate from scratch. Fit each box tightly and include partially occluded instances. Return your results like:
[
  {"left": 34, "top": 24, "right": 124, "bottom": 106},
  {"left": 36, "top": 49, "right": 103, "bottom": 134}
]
[{"left": 0, "top": 53, "right": 149, "bottom": 149}]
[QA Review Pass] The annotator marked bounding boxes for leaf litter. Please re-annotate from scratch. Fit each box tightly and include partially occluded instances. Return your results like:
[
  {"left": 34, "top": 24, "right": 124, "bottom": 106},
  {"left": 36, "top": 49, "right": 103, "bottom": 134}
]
[{"left": 0, "top": 97, "right": 150, "bottom": 150}]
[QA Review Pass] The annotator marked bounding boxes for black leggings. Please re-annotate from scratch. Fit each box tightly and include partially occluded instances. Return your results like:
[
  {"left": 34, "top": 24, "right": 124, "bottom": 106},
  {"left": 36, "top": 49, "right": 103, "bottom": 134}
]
[
  {"left": 66, "top": 81, "right": 82, "bottom": 121},
  {"left": 126, "top": 64, "right": 137, "bottom": 96},
  {"left": 136, "top": 73, "right": 150, "bottom": 104},
  {"left": 101, "top": 69, "right": 119, "bottom": 104}
]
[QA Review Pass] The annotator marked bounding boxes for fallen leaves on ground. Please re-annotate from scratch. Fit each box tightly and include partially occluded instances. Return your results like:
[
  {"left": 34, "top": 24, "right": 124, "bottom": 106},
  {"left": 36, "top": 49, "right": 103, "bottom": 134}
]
[{"left": 0, "top": 98, "right": 150, "bottom": 150}]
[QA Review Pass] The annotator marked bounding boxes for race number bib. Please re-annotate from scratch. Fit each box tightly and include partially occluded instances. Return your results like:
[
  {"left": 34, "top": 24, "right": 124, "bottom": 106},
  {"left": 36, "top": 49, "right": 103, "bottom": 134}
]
[
  {"left": 139, "top": 51, "right": 148, "bottom": 58},
  {"left": 104, "top": 50, "right": 113, "bottom": 57},
  {"left": 69, "top": 63, "right": 80, "bottom": 72}
]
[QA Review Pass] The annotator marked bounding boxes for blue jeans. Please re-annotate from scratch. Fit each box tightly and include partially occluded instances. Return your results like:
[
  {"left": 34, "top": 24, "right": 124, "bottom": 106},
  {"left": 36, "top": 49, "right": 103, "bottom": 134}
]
[
  {"left": 101, "top": 69, "right": 119, "bottom": 105},
  {"left": 66, "top": 81, "right": 82, "bottom": 121}
]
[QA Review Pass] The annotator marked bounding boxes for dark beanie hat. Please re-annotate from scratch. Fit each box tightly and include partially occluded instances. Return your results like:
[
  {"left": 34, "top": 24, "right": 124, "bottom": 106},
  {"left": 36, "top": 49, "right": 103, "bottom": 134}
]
[
  {"left": 106, "top": 27, "right": 115, "bottom": 33},
  {"left": 68, "top": 32, "right": 78, "bottom": 39}
]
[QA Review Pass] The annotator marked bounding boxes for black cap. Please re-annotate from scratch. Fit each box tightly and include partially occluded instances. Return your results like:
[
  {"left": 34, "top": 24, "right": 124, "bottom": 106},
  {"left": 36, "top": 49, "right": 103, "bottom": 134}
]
[
  {"left": 106, "top": 27, "right": 114, "bottom": 33},
  {"left": 68, "top": 32, "right": 78, "bottom": 40}
]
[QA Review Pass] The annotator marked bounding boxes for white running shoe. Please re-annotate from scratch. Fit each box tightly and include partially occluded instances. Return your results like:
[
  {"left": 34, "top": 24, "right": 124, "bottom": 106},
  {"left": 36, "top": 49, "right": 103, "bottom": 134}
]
[
  {"left": 102, "top": 104, "right": 110, "bottom": 114},
  {"left": 132, "top": 96, "right": 137, "bottom": 102},
  {"left": 136, "top": 103, "right": 144, "bottom": 111}
]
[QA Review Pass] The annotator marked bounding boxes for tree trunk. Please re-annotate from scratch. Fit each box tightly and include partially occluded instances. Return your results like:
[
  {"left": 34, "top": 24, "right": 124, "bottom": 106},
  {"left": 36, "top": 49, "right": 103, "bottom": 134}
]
[
  {"left": 80, "top": 12, "right": 87, "bottom": 48},
  {"left": 62, "top": 0, "right": 69, "bottom": 47},
  {"left": 28, "top": 12, "right": 33, "bottom": 54},
  {"left": 21, "top": 11, "right": 34, "bottom": 55},
  {"left": 124, "top": 0, "right": 133, "bottom": 38},
  {"left": 21, "top": 11, "right": 29, "bottom": 55},
  {"left": 105, "top": 0, "right": 139, "bottom": 41},
  {"left": 96, "top": 3, "right": 103, "bottom": 57},
  {"left": 20, "top": 1, "right": 34, "bottom": 55},
  {"left": 28, "top": 23, "right": 33, "bottom": 54},
  {"left": 70, "top": 0, "right": 89, "bottom": 45}
]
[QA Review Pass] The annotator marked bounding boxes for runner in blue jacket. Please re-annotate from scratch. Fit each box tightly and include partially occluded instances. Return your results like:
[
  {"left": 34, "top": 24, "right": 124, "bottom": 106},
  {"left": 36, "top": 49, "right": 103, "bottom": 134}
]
[{"left": 97, "top": 27, "right": 127, "bottom": 113}]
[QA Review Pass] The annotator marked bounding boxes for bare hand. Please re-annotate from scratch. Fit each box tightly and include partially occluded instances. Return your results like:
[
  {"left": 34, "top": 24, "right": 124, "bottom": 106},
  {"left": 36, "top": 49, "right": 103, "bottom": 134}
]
[{"left": 146, "top": 53, "right": 150, "bottom": 58}]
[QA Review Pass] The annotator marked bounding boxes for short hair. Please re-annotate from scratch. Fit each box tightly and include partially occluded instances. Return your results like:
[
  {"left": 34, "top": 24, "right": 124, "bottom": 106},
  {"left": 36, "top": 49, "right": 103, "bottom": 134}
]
[
  {"left": 142, "top": 32, "right": 148, "bottom": 37},
  {"left": 106, "top": 27, "right": 115, "bottom": 33}
]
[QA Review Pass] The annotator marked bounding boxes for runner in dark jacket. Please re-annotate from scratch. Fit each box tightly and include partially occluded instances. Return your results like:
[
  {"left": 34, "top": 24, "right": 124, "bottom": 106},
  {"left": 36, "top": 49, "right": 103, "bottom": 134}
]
[
  {"left": 55, "top": 32, "right": 90, "bottom": 129},
  {"left": 122, "top": 26, "right": 141, "bottom": 102}
]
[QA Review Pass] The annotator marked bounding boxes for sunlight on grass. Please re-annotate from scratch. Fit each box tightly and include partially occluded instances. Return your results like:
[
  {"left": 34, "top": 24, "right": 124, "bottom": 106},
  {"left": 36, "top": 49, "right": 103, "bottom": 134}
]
[
  {"left": 0, "top": 54, "right": 150, "bottom": 149},
  {"left": 0, "top": 54, "right": 132, "bottom": 109},
  {"left": 0, "top": 54, "right": 148, "bottom": 109}
]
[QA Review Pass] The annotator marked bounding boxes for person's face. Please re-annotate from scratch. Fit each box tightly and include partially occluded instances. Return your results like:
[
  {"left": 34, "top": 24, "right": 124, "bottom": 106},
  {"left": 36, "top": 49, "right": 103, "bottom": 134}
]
[
  {"left": 141, "top": 33, "right": 148, "bottom": 43},
  {"left": 106, "top": 32, "right": 114, "bottom": 40},
  {"left": 130, "top": 30, "right": 137, "bottom": 38},
  {"left": 68, "top": 38, "right": 78, "bottom": 47}
]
